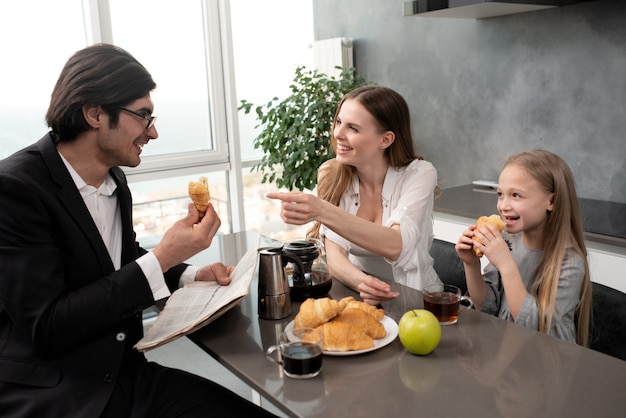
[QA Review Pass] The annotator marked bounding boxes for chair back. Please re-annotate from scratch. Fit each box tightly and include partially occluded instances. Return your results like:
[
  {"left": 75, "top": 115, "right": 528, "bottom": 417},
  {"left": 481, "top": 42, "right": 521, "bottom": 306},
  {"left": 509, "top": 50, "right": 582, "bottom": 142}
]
[
  {"left": 589, "top": 282, "right": 626, "bottom": 361},
  {"left": 429, "top": 238, "right": 467, "bottom": 294}
]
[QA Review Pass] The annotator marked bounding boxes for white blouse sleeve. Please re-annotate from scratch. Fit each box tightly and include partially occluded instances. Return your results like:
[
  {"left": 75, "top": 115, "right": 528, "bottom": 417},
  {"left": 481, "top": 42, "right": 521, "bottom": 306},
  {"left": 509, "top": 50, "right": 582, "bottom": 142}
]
[
  {"left": 385, "top": 161, "right": 437, "bottom": 269},
  {"left": 320, "top": 206, "right": 352, "bottom": 253}
]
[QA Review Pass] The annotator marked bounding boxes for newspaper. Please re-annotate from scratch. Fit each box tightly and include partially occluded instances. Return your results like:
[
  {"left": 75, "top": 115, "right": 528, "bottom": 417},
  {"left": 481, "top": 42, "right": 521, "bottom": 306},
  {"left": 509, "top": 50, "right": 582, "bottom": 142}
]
[{"left": 135, "top": 244, "right": 258, "bottom": 351}]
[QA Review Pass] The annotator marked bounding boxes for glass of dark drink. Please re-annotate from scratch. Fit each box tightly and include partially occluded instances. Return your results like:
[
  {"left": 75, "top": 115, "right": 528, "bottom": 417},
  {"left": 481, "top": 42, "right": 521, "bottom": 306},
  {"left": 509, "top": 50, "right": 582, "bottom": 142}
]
[
  {"left": 422, "top": 284, "right": 473, "bottom": 325},
  {"left": 266, "top": 327, "right": 324, "bottom": 378}
]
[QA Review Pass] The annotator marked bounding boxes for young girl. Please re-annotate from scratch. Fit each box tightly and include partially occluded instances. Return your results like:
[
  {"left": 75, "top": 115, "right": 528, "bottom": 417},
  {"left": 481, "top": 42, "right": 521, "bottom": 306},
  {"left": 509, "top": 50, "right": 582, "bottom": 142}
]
[
  {"left": 268, "top": 86, "right": 441, "bottom": 305},
  {"left": 455, "top": 150, "right": 591, "bottom": 346}
]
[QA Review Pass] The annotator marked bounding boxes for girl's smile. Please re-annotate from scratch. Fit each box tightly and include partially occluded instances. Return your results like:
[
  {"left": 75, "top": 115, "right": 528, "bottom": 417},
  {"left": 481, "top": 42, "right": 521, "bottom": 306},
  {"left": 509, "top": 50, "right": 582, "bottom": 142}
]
[{"left": 497, "top": 163, "right": 554, "bottom": 249}]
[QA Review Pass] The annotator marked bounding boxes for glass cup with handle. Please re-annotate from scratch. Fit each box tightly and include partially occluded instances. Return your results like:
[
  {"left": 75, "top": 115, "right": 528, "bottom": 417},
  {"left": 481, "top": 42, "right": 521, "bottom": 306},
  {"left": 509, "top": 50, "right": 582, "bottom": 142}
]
[
  {"left": 422, "top": 284, "right": 473, "bottom": 325},
  {"left": 266, "top": 327, "right": 324, "bottom": 379}
]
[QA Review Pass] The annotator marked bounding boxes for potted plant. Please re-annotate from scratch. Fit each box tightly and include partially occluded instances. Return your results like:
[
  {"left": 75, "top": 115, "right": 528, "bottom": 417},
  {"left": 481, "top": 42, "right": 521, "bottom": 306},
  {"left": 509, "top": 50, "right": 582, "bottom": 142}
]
[{"left": 239, "top": 66, "right": 371, "bottom": 191}]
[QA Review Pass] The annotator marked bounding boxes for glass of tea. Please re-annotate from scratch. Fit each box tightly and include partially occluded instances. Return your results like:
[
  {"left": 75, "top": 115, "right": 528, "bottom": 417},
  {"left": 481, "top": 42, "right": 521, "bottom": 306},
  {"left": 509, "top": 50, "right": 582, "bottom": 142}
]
[
  {"left": 422, "top": 284, "right": 473, "bottom": 325},
  {"left": 266, "top": 327, "right": 324, "bottom": 379}
]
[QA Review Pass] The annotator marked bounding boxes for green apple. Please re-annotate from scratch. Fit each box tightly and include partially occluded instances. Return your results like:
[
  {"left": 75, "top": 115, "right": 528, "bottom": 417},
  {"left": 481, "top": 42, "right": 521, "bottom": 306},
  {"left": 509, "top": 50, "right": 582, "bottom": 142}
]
[{"left": 398, "top": 309, "right": 441, "bottom": 355}]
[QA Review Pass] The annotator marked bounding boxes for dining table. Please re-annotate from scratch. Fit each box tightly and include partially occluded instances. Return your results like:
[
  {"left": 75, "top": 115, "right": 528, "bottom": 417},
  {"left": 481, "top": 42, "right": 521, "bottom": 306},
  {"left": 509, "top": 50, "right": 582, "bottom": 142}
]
[{"left": 186, "top": 231, "right": 626, "bottom": 418}]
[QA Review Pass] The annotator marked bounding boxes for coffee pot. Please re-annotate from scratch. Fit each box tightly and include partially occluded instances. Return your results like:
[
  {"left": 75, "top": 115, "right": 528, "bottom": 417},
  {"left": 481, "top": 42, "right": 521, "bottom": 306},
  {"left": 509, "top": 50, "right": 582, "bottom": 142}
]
[
  {"left": 257, "top": 246, "right": 302, "bottom": 319},
  {"left": 283, "top": 238, "right": 332, "bottom": 302}
]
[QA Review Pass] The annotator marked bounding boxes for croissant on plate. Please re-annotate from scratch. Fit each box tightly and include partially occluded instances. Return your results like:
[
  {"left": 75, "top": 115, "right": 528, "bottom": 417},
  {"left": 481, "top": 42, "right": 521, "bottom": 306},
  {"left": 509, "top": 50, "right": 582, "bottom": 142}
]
[
  {"left": 339, "top": 296, "right": 385, "bottom": 320},
  {"left": 294, "top": 297, "right": 342, "bottom": 329},
  {"left": 315, "top": 321, "right": 374, "bottom": 351},
  {"left": 333, "top": 307, "right": 386, "bottom": 339},
  {"left": 473, "top": 214, "right": 506, "bottom": 257},
  {"left": 188, "top": 176, "right": 211, "bottom": 218}
]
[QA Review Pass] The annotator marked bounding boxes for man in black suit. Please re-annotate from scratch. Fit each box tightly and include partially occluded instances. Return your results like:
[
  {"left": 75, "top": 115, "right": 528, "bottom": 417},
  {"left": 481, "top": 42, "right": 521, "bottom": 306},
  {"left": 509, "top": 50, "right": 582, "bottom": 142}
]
[{"left": 0, "top": 44, "right": 275, "bottom": 417}]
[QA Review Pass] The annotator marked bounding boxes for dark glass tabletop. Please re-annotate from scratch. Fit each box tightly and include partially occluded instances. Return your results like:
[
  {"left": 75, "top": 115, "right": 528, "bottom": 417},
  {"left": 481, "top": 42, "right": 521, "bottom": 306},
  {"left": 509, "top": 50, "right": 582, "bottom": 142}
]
[{"left": 184, "top": 231, "right": 626, "bottom": 418}]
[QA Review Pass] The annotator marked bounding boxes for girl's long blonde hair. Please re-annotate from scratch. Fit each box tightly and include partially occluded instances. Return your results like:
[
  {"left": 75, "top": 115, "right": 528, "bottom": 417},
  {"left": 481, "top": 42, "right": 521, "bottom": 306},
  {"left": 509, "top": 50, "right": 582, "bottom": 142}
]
[
  {"left": 505, "top": 150, "right": 591, "bottom": 346},
  {"left": 306, "top": 86, "right": 436, "bottom": 238}
]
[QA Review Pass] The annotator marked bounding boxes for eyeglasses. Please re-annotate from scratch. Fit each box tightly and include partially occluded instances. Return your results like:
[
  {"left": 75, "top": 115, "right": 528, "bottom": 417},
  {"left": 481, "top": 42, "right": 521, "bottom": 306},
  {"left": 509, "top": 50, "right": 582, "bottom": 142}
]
[{"left": 118, "top": 106, "right": 157, "bottom": 130}]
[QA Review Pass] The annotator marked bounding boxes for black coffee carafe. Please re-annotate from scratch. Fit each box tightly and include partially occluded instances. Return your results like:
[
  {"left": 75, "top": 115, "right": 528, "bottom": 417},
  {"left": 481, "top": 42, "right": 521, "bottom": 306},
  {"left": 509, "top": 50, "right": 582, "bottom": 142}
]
[{"left": 283, "top": 238, "right": 332, "bottom": 301}]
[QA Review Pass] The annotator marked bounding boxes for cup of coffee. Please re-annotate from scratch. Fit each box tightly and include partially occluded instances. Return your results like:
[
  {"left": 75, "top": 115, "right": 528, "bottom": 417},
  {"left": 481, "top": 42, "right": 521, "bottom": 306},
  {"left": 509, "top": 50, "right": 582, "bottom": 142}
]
[
  {"left": 422, "top": 284, "right": 473, "bottom": 325},
  {"left": 266, "top": 327, "right": 324, "bottom": 379}
]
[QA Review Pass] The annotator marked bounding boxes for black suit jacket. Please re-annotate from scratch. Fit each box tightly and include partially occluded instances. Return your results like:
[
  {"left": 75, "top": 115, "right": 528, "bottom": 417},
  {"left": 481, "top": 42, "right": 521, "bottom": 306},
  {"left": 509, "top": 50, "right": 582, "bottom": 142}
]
[{"left": 0, "top": 134, "right": 186, "bottom": 417}]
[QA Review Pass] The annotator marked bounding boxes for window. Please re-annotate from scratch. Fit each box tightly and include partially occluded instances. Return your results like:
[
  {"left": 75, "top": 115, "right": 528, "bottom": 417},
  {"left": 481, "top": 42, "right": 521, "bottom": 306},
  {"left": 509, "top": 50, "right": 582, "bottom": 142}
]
[
  {"left": 230, "top": 0, "right": 314, "bottom": 163},
  {"left": 129, "top": 171, "right": 230, "bottom": 247},
  {"left": 0, "top": 1, "right": 86, "bottom": 157},
  {"left": 107, "top": 0, "right": 237, "bottom": 243},
  {"left": 109, "top": 0, "right": 216, "bottom": 158},
  {"left": 231, "top": 0, "right": 314, "bottom": 240},
  {"left": 108, "top": 0, "right": 231, "bottom": 178},
  {"left": 0, "top": 0, "right": 229, "bottom": 172},
  {"left": 241, "top": 167, "right": 309, "bottom": 240},
  {"left": 0, "top": 0, "right": 234, "bottom": 245},
  {"left": 0, "top": 0, "right": 315, "bottom": 245}
]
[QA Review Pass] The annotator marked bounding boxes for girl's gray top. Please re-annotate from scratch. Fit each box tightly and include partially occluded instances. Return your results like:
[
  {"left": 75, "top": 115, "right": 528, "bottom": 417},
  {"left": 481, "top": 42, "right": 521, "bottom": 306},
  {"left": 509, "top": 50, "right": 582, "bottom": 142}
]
[{"left": 481, "top": 233, "right": 585, "bottom": 343}]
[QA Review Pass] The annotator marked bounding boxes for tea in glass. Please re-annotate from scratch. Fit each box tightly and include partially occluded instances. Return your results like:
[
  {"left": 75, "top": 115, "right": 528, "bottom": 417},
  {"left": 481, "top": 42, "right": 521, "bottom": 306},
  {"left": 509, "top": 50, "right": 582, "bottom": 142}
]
[{"left": 422, "top": 284, "right": 473, "bottom": 325}]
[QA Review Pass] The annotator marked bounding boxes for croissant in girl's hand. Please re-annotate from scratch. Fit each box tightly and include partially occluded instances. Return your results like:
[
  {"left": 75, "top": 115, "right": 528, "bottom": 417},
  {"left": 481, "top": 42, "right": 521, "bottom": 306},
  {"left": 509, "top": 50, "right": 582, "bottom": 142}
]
[
  {"left": 188, "top": 176, "right": 211, "bottom": 219},
  {"left": 473, "top": 214, "right": 505, "bottom": 257}
]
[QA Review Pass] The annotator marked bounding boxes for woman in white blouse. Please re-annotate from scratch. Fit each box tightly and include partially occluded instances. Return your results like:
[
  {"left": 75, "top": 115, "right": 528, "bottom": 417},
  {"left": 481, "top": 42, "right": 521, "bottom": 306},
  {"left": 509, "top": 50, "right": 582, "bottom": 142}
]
[{"left": 268, "top": 86, "right": 441, "bottom": 305}]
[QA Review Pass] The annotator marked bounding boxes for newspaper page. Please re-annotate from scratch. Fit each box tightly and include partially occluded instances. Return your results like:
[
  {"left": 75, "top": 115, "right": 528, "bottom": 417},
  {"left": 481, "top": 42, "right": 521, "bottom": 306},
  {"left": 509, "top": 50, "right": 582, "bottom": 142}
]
[{"left": 135, "top": 244, "right": 258, "bottom": 351}]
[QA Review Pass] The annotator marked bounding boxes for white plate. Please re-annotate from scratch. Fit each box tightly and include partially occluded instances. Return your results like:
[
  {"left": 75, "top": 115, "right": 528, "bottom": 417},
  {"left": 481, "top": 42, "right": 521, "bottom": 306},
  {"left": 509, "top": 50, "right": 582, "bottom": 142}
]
[{"left": 285, "top": 315, "right": 398, "bottom": 356}]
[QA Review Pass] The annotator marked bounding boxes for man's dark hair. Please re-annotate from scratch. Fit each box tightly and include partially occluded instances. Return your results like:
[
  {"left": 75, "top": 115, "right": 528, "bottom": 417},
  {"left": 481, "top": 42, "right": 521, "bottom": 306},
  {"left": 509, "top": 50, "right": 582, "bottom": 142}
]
[{"left": 46, "top": 43, "right": 156, "bottom": 142}]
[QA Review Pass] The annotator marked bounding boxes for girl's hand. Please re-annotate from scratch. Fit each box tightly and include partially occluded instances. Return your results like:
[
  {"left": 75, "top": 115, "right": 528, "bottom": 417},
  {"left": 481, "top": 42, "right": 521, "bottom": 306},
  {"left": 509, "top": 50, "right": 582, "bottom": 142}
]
[
  {"left": 456, "top": 226, "right": 481, "bottom": 265},
  {"left": 472, "top": 223, "right": 510, "bottom": 269},
  {"left": 357, "top": 275, "right": 399, "bottom": 305}
]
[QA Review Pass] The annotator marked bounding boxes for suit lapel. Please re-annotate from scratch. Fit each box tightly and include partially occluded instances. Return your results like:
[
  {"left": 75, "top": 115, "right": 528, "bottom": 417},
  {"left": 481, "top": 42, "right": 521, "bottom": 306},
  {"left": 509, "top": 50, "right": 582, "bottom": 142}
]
[
  {"left": 109, "top": 167, "right": 139, "bottom": 265},
  {"left": 37, "top": 135, "right": 115, "bottom": 272}
]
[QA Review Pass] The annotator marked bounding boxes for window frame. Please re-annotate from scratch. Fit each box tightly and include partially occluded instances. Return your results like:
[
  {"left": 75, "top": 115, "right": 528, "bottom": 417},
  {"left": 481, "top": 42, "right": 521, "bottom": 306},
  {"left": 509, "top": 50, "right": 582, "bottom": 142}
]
[{"left": 82, "top": 0, "right": 246, "bottom": 231}]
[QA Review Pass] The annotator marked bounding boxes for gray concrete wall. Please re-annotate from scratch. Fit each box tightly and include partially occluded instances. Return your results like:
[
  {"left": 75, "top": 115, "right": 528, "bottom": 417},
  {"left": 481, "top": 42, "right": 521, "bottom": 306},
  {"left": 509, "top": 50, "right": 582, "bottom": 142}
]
[{"left": 313, "top": 0, "right": 626, "bottom": 203}]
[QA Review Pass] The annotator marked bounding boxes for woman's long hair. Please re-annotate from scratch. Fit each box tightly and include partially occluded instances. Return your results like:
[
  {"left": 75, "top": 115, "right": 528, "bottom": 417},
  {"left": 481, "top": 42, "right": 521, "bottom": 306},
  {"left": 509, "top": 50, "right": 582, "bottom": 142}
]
[
  {"left": 505, "top": 150, "right": 591, "bottom": 346},
  {"left": 307, "top": 85, "right": 432, "bottom": 239}
]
